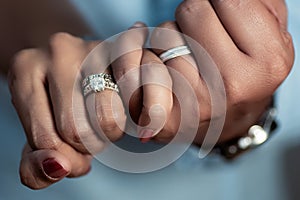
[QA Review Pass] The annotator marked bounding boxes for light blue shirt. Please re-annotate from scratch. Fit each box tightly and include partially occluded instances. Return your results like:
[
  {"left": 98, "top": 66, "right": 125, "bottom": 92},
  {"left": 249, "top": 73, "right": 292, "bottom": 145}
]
[
  {"left": 1, "top": 0, "right": 300, "bottom": 199},
  {"left": 69, "top": 0, "right": 182, "bottom": 38}
]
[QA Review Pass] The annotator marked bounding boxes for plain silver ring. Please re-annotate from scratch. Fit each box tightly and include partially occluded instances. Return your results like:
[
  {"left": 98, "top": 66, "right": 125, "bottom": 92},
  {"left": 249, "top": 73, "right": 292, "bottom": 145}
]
[{"left": 159, "top": 45, "right": 192, "bottom": 63}]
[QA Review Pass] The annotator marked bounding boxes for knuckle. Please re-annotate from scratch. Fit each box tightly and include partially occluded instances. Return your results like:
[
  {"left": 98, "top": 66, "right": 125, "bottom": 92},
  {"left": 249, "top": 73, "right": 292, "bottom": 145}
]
[
  {"left": 100, "top": 119, "right": 122, "bottom": 141},
  {"left": 113, "top": 64, "right": 138, "bottom": 81},
  {"left": 118, "top": 31, "right": 136, "bottom": 43},
  {"left": 29, "top": 117, "right": 62, "bottom": 150},
  {"left": 225, "top": 76, "right": 256, "bottom": 105},
  {"left": 151, "top": 21, "right": 184, "bottom": 53},
  {"left": 49, "top": 32, "right": 73, "bottom": 47},
  {"left": 226, "top": 83, "right": 245, "bottom": 105},
  {"left": 115, "top": 31, "right": 145, "bottom": 55},
  {"left": 158, "top": 21, "right": 177, "bottom": 30},
  {"left": 31, "top": 128, "right": 62, "bottom": 150},
  {"left": 10, "top": 49, "right": 40, "bottom": 76},
  {"left": 264, "top": 50, "right": 293, "bottom": 85},
  {"left": 96, "top": 102, "right": 124, "bottom": 141},
  {"left": 49, "top": 32, "right": 83, "bottom": 54},
  {"left": 283, "top": 31, "right": 294, "bottom": 50},
  {"left": 57, "top": 109, "right": 101, "bottom": 153},
  {"left": 56, "top": 113, "right": 82, "bottom": 146},
  {"left": 9, "top": 49, "right": 46, "bottom": 93},
  {"left": 226, "top": 77, "right": 266, "bottom": 106},
  {"left": 175, "top": 0, "right": 206, "bottom": 17},
  {"left": 176, "top": 0, "right": 242, "bottom": 17},
  {"left": 29, "top": 112, "right": 78, "bottom": 151},
  {"left": 151, "top": 21, "right": 177, "bottom": 41},
  {"left": 226, "top": 53, "right": 293, "bottom": 105},
  {"left": 12, "top": 49, "right": 38, "bottom": 64},
  {"left": 212, "top": 0, "right": 242, "bottom": 8}
]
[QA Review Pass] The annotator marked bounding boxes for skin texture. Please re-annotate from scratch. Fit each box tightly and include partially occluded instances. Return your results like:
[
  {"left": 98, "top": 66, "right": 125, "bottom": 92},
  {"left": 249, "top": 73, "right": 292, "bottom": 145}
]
[{"left": 7, "top": 0, "right": 294, "bottom": 189}]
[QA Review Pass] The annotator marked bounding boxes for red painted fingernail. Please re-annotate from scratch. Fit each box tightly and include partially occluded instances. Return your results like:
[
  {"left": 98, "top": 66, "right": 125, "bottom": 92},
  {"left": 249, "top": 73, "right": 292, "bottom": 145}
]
[
  {"left": 42, "top": 158, "right": 68, "bottom": 179},
  {"left": 139, "top": 129, "right": 154, "bottom": 143}
]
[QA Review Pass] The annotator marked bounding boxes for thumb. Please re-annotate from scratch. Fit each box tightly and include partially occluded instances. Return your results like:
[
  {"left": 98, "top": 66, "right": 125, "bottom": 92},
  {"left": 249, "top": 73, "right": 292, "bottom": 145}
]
[{"left": 19, "top": 143, "right": 72, "bottom": 190}]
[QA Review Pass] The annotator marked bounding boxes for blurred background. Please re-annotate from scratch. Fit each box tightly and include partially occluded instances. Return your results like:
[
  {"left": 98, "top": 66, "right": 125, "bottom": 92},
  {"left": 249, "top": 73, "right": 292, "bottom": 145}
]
[{"left": 0, "top": 0, "right": 299, "bottom": 199}]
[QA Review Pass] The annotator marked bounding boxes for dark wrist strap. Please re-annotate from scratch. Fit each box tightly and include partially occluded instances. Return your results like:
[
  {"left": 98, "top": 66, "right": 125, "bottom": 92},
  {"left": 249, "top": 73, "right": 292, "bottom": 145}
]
[{"left": 214, "top": 98, "right": 278, "bottom": 160}]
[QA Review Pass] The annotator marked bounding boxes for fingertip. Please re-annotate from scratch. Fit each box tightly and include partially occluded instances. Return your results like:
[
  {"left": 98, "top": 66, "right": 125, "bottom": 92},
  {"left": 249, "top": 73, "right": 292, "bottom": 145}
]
[
  {"left": 137, "top": 104, "right": 169, "bottom": 143},
  {"left": 138, "top": 128, "right": 155, "bottom": 143},
  {"left": 20, "top": 148, "right": 72, "bottom": 189},
  {"left": 42, "top": 158, "right": 70, "bottom": 180},
  {"left": 129, "top": 21, "right": 146, "bottom": 29}
]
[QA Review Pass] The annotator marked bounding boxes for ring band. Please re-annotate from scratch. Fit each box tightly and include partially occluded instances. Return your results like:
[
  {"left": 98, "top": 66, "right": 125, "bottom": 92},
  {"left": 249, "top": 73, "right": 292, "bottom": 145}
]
[
  {"left": 82, "top": 73, "right": 119, "bottom": 96},
  {"left": 159, "top": 45, "right": 192, "bottom": 63}
]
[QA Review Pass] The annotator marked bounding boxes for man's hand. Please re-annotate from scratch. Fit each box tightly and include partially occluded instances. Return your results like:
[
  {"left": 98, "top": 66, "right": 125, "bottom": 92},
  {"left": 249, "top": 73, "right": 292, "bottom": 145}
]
[{"left": 173, "top": 0, "right": 294, "bottom": 143}]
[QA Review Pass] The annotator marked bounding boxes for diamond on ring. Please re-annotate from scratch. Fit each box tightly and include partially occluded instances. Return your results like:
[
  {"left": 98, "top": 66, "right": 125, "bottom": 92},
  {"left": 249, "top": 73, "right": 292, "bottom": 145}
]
[
  {"left": 82, "top": 73, "right": 119, "bottom": 96},
  {"left": 90, "top": 76, "right": 105, "bottom": 91}
]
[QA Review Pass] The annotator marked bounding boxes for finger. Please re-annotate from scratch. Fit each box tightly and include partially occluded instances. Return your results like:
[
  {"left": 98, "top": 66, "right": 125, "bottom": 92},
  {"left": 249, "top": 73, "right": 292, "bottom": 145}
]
[
  {"left": 259, "top": 0, "right": 288, "bottom": 29},
  {"left": 111, "top": 22, "right": 148, "bottom": 123},
  {"left": 176, "top": 0, "right": 293, "bottom": 102},
  {"left": 150, "top": 22, "right": 209, "bottom": 141},
  {"left": 138, "top": 50, "right": 173, "bottom": 142},
  {"left": 175, "top": 0, "right": 241, "bottom": 69},
  {"left": 210, "top": 0, "right": 290, "bottom": 58},
  {"left": 151, "top": 21, "right": 211, "bottom": 120},
  {"left": 47, "top": 33, "right": 105, "bottom": 153},
  {"left": 81, "top": 40, "right": 127, "bottom": 142},
  {"left": 20, "top": 144, "right": 71, "bottom": 190},
  {"left": 19, "top": 143, "right": 91, "bottom": 190},
  {"left": 175, "top": 0, "right": 250, "bottom": 93},
  {"left": 9, "top": 49, "right": 92, "bottom": 186}
]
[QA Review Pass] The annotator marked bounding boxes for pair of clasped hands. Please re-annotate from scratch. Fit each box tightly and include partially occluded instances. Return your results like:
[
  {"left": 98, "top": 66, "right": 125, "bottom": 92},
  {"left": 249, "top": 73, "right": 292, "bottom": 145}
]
[{"left": 8, "top": 0, "right": 294, "bottom": 189}]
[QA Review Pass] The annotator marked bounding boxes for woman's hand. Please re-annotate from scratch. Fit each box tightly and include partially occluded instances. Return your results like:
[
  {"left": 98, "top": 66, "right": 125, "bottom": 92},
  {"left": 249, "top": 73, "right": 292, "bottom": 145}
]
[
  {"left": 8, "top": 33, "right": 127, "bottom": 189},
  {"left": 8, "top": 22, "right": 173, "bottom": 189}
]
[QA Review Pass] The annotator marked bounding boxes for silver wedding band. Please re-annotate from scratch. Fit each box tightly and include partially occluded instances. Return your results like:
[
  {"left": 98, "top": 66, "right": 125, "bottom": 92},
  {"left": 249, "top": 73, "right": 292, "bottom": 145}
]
[
  {"left": 159, "top": 45, "right": 192, "bottom": 63},
  {"left": 82, "top": 73, "right": 119, "bottom": 97}
]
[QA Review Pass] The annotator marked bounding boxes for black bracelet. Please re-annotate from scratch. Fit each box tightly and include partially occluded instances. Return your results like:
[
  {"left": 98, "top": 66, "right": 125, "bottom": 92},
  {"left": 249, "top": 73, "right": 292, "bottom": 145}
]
[{"left": 214, "top": 99, "right": 278, "bottom": 160}]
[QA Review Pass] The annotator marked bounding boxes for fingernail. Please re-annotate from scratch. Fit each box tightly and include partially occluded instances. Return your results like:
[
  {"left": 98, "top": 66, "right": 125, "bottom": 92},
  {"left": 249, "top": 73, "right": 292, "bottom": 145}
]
[
  {"left": 130, "top": 21, "right": 145, "bottom": 29},
  {"left": 139, "top": 129, "right": 154, "bottom": 143},
  {"left": 42, "top": 158, "right": 68, "bottom": 179}
]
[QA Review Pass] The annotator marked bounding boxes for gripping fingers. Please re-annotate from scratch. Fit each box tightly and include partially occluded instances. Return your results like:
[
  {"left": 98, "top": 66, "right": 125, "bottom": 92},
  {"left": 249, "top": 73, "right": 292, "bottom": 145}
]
[
  {"left": 48, "top": 33, "right": 105, "bottom": 153},
  {"left": 9, "top": 48, "right": 92, "bottom": 189},
  {"left": 20, "top": 143, "right": 91, "bottom": 190},
  {"left": 138, "top": 50, "right": 173, "bottom": 142},
  {"left": 82, "top": 41, "right": 127, "bottom": 143},
  {"left": 111, "top": 22, "right": 148, "bottom": 124},
  {"left": 210, "top": 0, "right": 291, "bottom": 59},
  {"left": 151, "top": 22, "right": 212, "bottom": 121},
  {"left": 176, "top": 0, "right": 294, "bottom": 103},
  {"left": 20, "top": 144, "right": 70, "bottom": 190}
]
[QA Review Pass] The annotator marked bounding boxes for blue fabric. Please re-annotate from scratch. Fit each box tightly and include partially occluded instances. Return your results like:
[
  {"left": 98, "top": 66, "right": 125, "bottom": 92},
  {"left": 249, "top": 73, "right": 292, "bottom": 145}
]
[
  {"left": 1, "top": 0, "right": 300, "bottom": 199},
  {"left": 69, "top": 0, "right": 182, "bottom": 39}
]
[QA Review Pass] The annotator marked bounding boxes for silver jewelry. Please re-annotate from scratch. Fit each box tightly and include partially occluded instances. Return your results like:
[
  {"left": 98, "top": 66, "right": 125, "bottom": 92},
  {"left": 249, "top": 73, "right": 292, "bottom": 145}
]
[
  {"left": 215, "top": 103, "right": 278, "bottom": 160},
  {"left": 159, "top": 45, "right": 192, "bottom": 63},
  {"left": 82, "top": 73, "right": 119, "bottom": 96}
]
